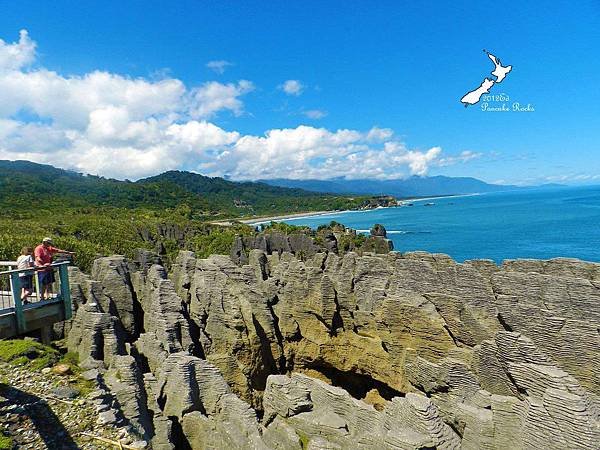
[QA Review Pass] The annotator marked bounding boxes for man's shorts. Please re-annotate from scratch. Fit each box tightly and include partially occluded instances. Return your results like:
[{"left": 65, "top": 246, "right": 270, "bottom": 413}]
[
  {"left": 38, "top": 270, "right": 56, "bottom": 287},
  {"left": 19, "top": 274, "right": 33, "bottom": 290}
]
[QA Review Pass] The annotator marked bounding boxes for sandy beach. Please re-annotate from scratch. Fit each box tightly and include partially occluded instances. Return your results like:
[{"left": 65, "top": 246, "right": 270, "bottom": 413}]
[
  {"left": 235, "top": 193, "right": 482, "bottom": 226},
  {"left": 240, "top": 210, "right": 349, "bottom": 225}
]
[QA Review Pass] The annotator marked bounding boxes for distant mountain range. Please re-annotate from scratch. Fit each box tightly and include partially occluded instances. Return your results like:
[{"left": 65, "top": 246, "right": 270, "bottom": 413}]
[
  {"left": 0, "top": 160, "right": 564, "bottom": 218},
  {"left": 258, "top": 176, "right": 519, "bottom": 198},
  {"left": 0, "top": 160, "right": 368, "bottom": 217},
  {"left": 259, "top": 176, "right": 567, "bottom": 198}
]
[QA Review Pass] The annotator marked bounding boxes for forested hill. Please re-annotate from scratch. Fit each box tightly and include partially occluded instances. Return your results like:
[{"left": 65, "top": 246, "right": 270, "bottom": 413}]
[
  {"left": 141, "top": 170, "right": 314, "bottom": 197},
  {"left": 0, "top": 160, "right": 367, "bottom": 217}
]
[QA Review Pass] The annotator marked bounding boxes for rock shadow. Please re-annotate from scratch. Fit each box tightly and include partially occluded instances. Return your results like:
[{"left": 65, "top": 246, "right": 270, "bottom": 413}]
[{"left": 0, "top": 384, "right": 78, "bottom": 449}]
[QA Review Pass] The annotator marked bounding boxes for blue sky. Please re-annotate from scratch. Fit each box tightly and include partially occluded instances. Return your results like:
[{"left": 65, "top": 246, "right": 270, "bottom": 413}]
[{"left": 0, "top": 1, "right": 599, "bottom": 184}]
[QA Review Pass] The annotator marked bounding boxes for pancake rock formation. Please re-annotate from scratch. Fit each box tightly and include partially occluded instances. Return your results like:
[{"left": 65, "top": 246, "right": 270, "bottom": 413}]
[{"left": 64, "top": 247, "right": 600, "bottom": 449}]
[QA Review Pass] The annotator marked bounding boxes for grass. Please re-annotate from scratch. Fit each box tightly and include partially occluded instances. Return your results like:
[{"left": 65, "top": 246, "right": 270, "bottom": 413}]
[
  {"left": 0, "top": 434, "right": 12, "bottom": 450},
  {"left": 0, "top": 341, "right": 83, "bottom": 374},
  {"left": 72, "top": 377, "right": 95, "bottom": 398},
  {"left": 0, "top": 339, "right": 59, "bottom": 370},
  {"left": 56, "top": 351, "right": 96, "bottom": 397},
  {"left": 297, "top": 431, "right": 310, "bottom": 449},
  {"left": 59, "top": 351, "right": 79, "bottom": 369},
  {"left": 58, "top": 352, "right": 96, "bottom": 396},
  {"left": 0, "top": 340, "right": 96, "bottom": 404}
]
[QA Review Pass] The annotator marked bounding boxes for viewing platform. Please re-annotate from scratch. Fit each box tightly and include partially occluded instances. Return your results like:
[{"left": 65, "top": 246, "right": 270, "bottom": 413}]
[{"left": 0, "top": 261, "right": 72, "bottom": 341}]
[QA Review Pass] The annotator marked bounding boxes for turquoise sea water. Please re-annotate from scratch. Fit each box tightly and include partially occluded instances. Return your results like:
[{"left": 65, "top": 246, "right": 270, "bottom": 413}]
[{"left": 276, "top": 186, "right": 600, "bottom": 263}]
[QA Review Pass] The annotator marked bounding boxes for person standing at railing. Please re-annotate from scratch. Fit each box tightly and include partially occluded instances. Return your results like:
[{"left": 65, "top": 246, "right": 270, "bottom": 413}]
[
  {"left": 16, "top": 247, "right": 34, "bottom": 304},
  {"left": 34, "top": 237, "right": 75, "bottom": 301}
]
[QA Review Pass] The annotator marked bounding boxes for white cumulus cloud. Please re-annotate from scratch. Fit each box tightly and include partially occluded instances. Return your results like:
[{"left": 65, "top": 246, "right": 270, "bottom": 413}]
[
  {"left": 0, "top": 30, "right": 478, "bottom": 181},
  {"left": 0, "top": 29, "right": 36, "bottom": 71},
  {"left": 216, "top": 126, "right": 442, "bottom": 180},
  {"left": 366, "top": 127, "right": 394, "bottom": 142},
  {"left": 280, "top": 79, "right": 304, "bottom": 96},
  {"left": 189, "top": 80, "right": 254, "bottom": 118}
]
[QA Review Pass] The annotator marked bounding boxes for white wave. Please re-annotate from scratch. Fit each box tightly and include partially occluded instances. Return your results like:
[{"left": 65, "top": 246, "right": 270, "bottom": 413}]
[{"left": 357, "top": 229, "right": 411, "bottom": 235}]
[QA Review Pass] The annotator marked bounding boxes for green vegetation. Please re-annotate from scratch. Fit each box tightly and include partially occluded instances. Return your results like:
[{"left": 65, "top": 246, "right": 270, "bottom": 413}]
[
  {"left": 338, "top": 232, "right": 367, "bottom": 252},
  {"left": 317, "top": 220, "right": 347, "bottom": 232},
  {"left": 297, "top": 431, "right": 310, "bottom": 449},
  {"left": 59, "top": 351, "right": 79, "bottom": 367},
  {"left": 0, "top": 434, "right": 12, "bottom": 450},
  {"left": 191, "top": 228, "right": 238, "bottom": 259},
  {"left": 0, "top": 205, "right": 257, "bottom": 272},
  {"left": 56, "top": 352, "right": 96, "bottom": 397},
  {"left": 0, "top": 342, "right": 93, "bottom": 398},
  {"left": 141, "top": 170, "right": 365, "bottom": 216},
  {"left": 0, "top": 339, "right": 59, "bottom": 370},
  {"left": 0, "top": 160, "right": 367, "bottom": 218},
  {"left": 0, "top": 160, "right": 373, "bottom": 271},
  {"left": 261, "top": 221, "right": 311, "bottom": 234}
]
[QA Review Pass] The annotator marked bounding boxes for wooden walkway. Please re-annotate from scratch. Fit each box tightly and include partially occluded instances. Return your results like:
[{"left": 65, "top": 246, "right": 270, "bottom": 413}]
[
  {"left": 0, "top": 292, "right": 58, "bottom": 309},
  {"left": 0, "top": 262, "right": 72, "bottom": 340}
]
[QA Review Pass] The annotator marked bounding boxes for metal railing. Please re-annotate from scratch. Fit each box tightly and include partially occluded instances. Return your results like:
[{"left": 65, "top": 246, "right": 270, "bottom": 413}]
[
  {"left": 1, "top": 261, "right": 45, "bottom": 309},
  {"left": 0, "top": 262, "right": 72, "bottom": 334},
  {"left": 0, "top": 261, "right": 20, "bottom": 310}
]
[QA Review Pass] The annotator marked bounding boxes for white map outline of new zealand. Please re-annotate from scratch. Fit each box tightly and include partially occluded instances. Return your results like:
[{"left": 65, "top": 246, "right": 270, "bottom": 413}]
[{"left": 461, "top": 50, "right": 512, "bottom": 107}]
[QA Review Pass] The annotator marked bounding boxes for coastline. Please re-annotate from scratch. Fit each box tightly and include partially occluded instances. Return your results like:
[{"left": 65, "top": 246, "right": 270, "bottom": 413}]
[
  {"left": 239, "top": 192, "right": 482, "bottom": 226},
  {"left": 239, "top": 209, "right": 344, "bottom": 226}
]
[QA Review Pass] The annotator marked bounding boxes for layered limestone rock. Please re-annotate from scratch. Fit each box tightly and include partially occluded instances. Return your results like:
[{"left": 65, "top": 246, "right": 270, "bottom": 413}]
[
  {"left": 131, "top": 264, "right": 199, "bottom": 371},
  {"left": 189, "top": 252, "right": 284, "bottom": 410},
  {"left": 89, "top": 256, "right": 140, "bottom": 340},
  {"left": 231, "top": 231, "right": 322, "bottom": 265},
  {"left": 64, "top": 249, "right": 600, "bottom": 449},
  {"left": 230, "top": 229, "right": 393, "bottom": 265},
  {"left": 263, "top": 373, "right": 461, "bottom": 449}
]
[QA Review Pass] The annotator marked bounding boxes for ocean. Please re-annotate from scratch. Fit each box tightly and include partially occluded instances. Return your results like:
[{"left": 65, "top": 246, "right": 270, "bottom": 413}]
[{"left": 276, "top": 185, "right": 600, "bottom": 263}]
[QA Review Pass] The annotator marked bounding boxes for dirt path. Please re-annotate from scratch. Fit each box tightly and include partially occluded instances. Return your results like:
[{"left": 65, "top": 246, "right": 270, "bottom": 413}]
[{"left": 0, "top": 362, "right": 132, "bottom": 449}]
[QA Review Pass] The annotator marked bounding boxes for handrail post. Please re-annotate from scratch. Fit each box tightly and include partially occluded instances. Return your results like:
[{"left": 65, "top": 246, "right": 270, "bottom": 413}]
[
  {"left": 10, "top": 272, "right": 25, "bottom": 334},
  {"left": 34, "top": 267, "right": 41, "bottom": 301},
  {"left": 8, "top": 265, "right": 13, "bottom": 299},
  {"left": 59, "top": 264, "right": 72, "bottom": 320}
]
